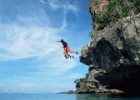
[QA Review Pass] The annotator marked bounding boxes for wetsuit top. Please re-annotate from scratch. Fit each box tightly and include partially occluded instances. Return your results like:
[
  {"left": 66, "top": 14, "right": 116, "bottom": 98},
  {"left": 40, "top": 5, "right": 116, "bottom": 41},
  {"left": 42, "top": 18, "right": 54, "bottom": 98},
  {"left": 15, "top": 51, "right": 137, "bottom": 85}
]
[{"left": 60, "top": 39, "right": 68, "bottom": 48}]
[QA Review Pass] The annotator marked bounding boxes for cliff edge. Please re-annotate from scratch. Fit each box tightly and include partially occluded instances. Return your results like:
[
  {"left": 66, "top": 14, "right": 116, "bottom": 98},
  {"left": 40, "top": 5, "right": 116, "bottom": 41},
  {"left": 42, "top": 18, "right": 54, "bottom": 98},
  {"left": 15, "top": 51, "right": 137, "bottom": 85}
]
[{"left": 76, "top": 0, "right": 140, "bottom": 96}]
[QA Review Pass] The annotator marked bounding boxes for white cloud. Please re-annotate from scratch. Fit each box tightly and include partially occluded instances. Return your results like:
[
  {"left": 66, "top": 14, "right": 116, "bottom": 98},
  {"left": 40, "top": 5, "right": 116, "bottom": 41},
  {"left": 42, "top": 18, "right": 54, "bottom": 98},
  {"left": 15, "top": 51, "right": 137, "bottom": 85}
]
[
  {"left": 0, "top": 0, "right": 81, "bottom": 93},
  {"left": 0, "top": 0, "right": 79, "bottom": 61},
  {"left": 0, "top": 0, "right": 80, "bottom": 71},
  {"left": 47, "top": 0, "right": 79, "bottom": 14},
  {"left": 40, "top": 0, "right": 46, "bottom": 4},
  {"left": 0, "top": 24, "right": 58, "bottom": 60},
  {"left": 0, "top": 23, "right": 78, "bottom": 73},
  {"left": 0, "top": 0, "right": 79, "bottom": 57}
]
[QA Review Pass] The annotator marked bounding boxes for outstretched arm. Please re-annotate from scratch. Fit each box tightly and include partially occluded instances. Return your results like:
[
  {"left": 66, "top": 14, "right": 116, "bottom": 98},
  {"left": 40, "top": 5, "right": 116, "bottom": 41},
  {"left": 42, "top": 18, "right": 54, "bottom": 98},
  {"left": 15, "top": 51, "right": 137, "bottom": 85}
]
[{"left": 57, "top": 40, "right": 61, "bottom": 42}]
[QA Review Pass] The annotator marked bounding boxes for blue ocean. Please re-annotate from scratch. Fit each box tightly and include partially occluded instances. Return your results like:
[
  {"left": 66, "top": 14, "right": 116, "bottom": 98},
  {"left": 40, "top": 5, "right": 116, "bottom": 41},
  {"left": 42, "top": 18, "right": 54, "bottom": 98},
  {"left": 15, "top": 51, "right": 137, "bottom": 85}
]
[{"left": 0, "top": 94, "right": 139, "bottom": 100}]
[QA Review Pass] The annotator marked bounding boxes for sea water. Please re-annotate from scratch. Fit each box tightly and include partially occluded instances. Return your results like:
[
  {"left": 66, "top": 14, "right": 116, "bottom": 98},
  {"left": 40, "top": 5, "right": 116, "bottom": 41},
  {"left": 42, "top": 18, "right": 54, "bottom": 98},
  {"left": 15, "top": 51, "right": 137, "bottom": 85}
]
[{"left": 0, "top": 94, "right": 139, "bottom": 100}]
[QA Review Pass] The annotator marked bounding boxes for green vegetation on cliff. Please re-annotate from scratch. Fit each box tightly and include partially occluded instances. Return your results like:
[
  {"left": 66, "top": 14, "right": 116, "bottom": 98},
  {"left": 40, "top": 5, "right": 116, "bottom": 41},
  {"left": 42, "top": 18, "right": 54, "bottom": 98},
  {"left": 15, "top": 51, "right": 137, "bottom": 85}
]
[
  {"left": 74, "top": 73, "right": 90, "bottom": 92},
  {"left": 94, "top": 0, "right": 140, "bottom": 31},
  {"left": 78, "top": 0, "right": 140, "bottom": 95}
]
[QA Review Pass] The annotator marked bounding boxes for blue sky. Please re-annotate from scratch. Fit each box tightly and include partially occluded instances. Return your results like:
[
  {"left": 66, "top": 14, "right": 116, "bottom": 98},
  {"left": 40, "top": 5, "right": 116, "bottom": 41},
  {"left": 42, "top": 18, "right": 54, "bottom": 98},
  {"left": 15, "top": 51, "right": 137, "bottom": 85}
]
[{"left": 0, "top": 0, "right": 92, "bottom": 93}]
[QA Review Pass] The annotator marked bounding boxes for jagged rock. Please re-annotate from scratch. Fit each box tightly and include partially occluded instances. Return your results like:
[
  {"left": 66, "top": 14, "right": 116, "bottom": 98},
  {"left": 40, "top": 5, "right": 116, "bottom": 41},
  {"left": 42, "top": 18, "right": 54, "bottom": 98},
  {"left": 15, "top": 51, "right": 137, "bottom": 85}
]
[
  {"left": 67, "top": 90, "right": 77, "bottom": 94},
  {"left": 80, "top": 17, "right": 140, "bottom": 70},
  {"left": 77, "top": 0, "right": 140, "bottom": 96}
]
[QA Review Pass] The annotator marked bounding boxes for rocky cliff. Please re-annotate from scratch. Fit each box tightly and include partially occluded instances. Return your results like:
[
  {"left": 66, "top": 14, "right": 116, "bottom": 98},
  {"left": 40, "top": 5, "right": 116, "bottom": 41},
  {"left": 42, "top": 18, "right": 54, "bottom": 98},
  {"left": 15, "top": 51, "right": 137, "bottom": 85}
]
[{"left": 76, "top": 0, "right": 140, "bottom": 96}]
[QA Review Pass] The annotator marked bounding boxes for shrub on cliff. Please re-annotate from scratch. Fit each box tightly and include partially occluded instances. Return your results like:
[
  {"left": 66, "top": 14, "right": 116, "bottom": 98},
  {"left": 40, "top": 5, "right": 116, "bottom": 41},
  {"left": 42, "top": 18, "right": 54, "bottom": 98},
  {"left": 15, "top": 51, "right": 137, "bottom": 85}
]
[{"left": 94, "top": 0, "right": 140, "bottom": 31}]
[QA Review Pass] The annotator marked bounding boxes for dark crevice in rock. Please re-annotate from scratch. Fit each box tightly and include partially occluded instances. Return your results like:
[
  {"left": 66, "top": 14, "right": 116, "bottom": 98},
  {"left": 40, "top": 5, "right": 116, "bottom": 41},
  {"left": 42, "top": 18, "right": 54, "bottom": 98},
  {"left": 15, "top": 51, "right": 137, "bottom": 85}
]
[{"left": 76, "top": 0, "right": 140, "bottom": 96}]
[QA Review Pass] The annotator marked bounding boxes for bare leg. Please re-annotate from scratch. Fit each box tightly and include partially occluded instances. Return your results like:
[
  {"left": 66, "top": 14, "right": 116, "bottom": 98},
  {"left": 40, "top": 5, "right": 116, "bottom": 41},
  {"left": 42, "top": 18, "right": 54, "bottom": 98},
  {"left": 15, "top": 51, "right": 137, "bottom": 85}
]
[
  {"left": 64, "top": 52, "right": 69, "bottom": 59},
  {"left": 69, "top": 50, "right": 78, "bottom": 54},
  {"left": 64, "top": 54, "right": 68, "bottom": 59},
  {"left": 66, "top": 52, "right": 74, "bottom": 59},
  {"left": 68, "top": 53, "right": 74, "bottom": 59}
]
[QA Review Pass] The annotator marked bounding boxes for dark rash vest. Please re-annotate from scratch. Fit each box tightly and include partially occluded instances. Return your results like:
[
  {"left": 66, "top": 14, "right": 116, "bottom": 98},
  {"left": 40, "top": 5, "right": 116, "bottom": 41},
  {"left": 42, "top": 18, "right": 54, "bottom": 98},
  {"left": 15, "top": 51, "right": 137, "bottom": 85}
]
[{"left": 60, "top": 39, "right": 68, "bottom": 48}]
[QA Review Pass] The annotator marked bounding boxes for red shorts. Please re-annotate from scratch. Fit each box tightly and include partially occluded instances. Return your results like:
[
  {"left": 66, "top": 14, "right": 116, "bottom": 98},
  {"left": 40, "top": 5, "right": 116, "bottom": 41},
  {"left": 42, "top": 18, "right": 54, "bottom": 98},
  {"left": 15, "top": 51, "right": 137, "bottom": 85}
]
[{"left": 64, "top": 46, "right": 71, "bottom": 53}]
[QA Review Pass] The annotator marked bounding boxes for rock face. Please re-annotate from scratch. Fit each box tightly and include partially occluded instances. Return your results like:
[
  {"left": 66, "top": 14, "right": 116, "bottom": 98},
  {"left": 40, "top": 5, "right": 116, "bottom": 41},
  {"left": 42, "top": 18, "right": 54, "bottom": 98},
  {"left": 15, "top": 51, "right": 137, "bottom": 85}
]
[
  {"left": 89, "top": 0, "right": 109, "bottom": 14},
  {"left": 77, "top": 0, "right": 140, "bottom": 96}
]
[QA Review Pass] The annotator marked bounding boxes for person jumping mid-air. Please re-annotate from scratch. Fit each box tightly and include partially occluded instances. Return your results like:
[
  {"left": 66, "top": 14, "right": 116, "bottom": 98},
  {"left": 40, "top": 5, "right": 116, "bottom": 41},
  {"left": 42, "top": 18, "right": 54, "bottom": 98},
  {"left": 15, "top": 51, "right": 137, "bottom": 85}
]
[{"left": 57, "top": 39, "right": 78, "bottom": 59}]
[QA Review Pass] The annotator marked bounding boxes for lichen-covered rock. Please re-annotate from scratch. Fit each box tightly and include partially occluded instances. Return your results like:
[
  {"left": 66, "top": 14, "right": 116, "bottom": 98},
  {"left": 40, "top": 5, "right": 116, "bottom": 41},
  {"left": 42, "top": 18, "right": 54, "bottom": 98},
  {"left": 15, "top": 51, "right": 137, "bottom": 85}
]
[
  {"left": 80, "top": 15, "right": 140, "bottom": 95},
  {"left": 80, "top": 15, "right": 140, "bottom": 71},
  {"left": 89, "top": 0, "right": 109, "bottom": 14},
  {"left": 77, "top": 0, "right": 140, "bottom": 96}
]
